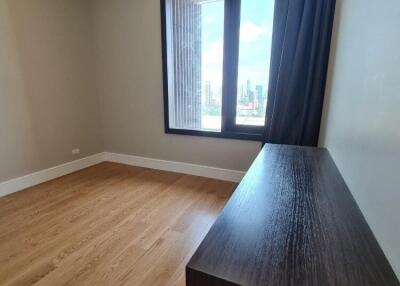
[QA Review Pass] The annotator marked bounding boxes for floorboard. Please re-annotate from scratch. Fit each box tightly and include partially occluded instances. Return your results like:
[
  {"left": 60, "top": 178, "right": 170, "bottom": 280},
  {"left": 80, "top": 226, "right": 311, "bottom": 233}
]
[{"left": 0, "top": 162, "right": 235, "bottom": 286}]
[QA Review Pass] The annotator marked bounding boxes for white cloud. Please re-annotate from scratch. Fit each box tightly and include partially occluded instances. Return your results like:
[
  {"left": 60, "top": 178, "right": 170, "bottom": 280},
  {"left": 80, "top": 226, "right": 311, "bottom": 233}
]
[
  {"left": 240, "top": 21, "right": 272, "bottom": 42},
  {"left": 202, "top": 39, "right": 223, "bottom": 66},
  {"left": 203, "top": 14, "right": 218, "bottom": 25},
  {"left": 202, "top": 40, "right": 224, "bottom": 86}
]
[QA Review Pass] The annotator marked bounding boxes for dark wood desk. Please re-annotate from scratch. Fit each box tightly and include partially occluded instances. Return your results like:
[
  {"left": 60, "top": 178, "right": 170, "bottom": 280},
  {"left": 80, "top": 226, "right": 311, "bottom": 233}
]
[{"left": 187, "top": 144, "right": 399, "bottom": 286}]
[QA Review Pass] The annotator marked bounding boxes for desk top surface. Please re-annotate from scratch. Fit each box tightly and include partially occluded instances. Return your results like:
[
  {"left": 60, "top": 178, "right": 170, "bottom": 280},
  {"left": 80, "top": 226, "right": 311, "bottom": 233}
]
[{"left": 187, "top": 144, "right": 399, "bottom": 286}]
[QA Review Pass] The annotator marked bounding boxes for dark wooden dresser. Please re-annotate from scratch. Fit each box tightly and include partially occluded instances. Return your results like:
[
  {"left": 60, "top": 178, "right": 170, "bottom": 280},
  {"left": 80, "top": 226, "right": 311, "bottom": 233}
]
[{"left": 186, "top": 144, "right": 399, "bottom": 286}]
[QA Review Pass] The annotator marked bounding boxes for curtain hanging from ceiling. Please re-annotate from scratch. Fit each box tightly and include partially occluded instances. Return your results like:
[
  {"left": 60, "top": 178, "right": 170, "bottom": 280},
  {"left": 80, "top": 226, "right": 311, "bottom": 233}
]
[{"left": 264, "top": 0, "right": 336, "bottom": 146}]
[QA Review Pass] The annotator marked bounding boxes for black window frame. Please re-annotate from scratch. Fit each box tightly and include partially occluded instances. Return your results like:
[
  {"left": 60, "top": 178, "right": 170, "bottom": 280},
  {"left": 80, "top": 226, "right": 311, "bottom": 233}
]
[{"left": 161, "top": 0, "right": 268, "bottom": 141}]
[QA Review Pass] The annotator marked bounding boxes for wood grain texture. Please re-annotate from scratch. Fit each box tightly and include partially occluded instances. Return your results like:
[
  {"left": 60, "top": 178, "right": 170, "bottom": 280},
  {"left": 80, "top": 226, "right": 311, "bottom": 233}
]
[
  {"left": 187, "top": 144, "right": 399, "bottom": 286},
  {"left": 0, "top": 162, "right": 235, "bottom": 286}
]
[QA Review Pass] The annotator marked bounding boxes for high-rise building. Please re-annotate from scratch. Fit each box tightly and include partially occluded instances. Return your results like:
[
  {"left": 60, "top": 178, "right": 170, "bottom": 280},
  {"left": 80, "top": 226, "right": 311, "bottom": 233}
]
[
  {"left": 204, "top": 80, "right": 213, "bottom": 106},
  {"left": 240, "top": 84, "right": 245, "bottom": 102},
  {"left": 246, "top": 80, "right": 252, "bottom": 99},
  {"left": 255, "top": 85, "right": 264, "bottom": 103}
]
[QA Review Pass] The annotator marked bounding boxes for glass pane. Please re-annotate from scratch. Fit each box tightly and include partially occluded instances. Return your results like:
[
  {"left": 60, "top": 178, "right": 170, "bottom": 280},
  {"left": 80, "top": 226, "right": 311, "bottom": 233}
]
[
  {"left": 166, "top": 0, "right": 224, "bottom": 132},
  {"left": 201, "top": 0, "right": 224, "bottom": 131},
  {"left": 236, "top": 0, "right": 274, "bottom": 126}
]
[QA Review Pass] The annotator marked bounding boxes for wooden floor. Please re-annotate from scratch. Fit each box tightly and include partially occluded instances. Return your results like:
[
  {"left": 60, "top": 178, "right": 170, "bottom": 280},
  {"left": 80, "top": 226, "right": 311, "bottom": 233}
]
[{"left": 0, "top": 162, "right": 235, "bottom": 286}]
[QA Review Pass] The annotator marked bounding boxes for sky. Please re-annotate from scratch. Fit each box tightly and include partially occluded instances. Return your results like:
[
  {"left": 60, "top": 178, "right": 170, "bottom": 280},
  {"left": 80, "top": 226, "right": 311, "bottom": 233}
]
[{"left": 201, "top": 0, "right": 275, "bottom": 91}]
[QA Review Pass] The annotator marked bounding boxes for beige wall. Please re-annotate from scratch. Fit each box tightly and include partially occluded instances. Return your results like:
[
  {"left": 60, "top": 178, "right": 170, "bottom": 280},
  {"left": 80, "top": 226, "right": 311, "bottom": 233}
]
[
  {"left": 0, "top": 0, "right": 259, "bottom": 185},
  {"left": 320, "top": 0, "right": 400, "bottom": 277},
  {"left": 90, "top": 0, "right": 261, "bottom": 171},
  {"left": 0, "top": 0, "right": 102, "bottom": 182}
]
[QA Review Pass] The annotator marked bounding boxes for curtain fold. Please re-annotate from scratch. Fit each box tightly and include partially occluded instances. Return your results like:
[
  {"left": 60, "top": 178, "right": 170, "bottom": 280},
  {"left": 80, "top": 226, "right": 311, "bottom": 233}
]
[{"left": 264, "top": 0, "right": 336, "bottom": 146}]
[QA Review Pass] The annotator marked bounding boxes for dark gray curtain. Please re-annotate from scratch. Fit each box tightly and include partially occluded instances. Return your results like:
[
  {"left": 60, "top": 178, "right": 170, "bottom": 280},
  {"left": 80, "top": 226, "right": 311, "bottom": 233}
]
[{"left": 264, "top": 0, "right": 336, "bottom": 146}]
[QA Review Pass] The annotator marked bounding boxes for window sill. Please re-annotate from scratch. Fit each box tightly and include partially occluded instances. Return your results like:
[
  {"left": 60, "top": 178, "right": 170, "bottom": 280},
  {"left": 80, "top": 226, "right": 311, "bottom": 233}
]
[{"left": 165, "top": 128, "right": 263, "bottom": 142}]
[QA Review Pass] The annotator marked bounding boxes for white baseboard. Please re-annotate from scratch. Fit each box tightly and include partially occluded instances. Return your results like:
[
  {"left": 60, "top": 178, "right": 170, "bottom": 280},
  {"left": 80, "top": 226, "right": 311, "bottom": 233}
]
[
  {"left": 0, "top": 152, "right": 245, "bottom": 198},
  {"left": 0, "top": 153, "right": 104, "bottom": 198},
  {"left": 104, "top": 152, "right": 245, "bottom": 183}
]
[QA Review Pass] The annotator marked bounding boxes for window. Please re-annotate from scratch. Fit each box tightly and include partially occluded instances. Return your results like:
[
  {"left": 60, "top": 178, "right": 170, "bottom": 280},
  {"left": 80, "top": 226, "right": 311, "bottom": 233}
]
[{"left": 161, "top": 0, "right": 274, "bottom": 140}]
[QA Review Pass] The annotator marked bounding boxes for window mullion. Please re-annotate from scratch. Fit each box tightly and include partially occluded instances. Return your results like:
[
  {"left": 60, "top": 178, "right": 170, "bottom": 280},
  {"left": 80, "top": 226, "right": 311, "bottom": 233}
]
[{"left": 221, "top": 0, "right": 241, "bottom": 133}]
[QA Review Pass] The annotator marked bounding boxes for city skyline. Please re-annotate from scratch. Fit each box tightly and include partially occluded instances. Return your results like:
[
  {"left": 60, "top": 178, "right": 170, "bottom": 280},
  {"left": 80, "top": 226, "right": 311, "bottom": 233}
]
[
  {"left": 202, "top": 79, "right": 267, "bottom": 114},
  {"left": 200, "top": 0, "right": 274, "bottom": 126}
]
